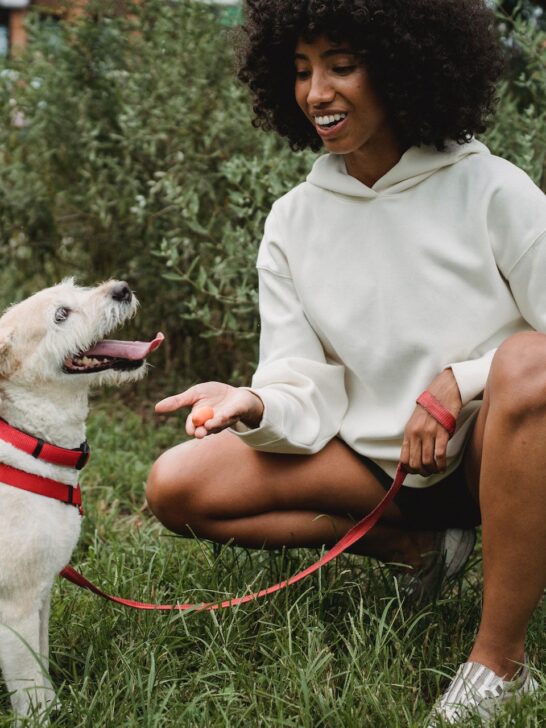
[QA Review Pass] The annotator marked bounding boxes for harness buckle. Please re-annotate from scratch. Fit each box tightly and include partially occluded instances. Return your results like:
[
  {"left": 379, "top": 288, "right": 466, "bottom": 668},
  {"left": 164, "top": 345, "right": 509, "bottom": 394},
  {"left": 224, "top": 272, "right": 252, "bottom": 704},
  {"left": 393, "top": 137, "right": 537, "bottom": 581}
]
[
  {"left": 32, "top": 438, "right": 44, "bottom": 458},
  {"left": 75, "top": 441, "right": 90, "bottom": 470}
]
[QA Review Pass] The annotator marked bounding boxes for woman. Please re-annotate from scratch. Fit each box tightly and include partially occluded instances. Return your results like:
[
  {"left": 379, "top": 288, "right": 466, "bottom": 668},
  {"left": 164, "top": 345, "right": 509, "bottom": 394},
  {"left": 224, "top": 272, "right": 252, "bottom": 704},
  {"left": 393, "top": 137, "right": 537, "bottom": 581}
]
[{"left": 146, "top": 1, "right": 546, "bottom": 723}]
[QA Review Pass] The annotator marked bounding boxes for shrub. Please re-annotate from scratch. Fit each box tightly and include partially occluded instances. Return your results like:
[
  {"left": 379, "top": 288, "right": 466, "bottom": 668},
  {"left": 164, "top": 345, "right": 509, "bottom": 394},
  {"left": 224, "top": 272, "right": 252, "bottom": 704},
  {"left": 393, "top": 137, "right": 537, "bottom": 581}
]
[
  {"left": 0, "top": 0, "right": 313, "bottom": 381},
  {"left": 483, "top": 4, "right": 546, "bottom": 185}
]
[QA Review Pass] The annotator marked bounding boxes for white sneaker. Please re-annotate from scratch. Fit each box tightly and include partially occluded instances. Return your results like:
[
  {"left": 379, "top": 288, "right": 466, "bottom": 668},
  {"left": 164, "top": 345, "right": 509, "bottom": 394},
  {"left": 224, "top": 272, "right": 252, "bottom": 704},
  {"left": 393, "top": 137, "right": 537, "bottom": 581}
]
[
  {"left": 398, "top": 528, "right": 476, "bottom": 604},
  {"left": 427, "top": 659, "right": 539, "bottom": 726}
]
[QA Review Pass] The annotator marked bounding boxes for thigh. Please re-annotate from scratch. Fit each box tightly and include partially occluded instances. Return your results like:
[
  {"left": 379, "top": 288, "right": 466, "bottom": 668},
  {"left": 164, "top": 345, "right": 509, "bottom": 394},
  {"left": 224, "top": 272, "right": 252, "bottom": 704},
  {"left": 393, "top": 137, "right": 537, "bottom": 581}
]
[
  {"left": 147, "top": 430, "right": 404, "bottom": 525},
  {"left": 462, "top": 330, "right": 546, "bottom": 499}
]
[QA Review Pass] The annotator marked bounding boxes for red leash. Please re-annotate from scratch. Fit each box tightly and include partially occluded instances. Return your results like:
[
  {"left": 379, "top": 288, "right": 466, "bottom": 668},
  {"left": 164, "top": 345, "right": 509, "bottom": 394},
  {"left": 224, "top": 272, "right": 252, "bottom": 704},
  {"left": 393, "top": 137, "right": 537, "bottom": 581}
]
[
  {"left": 59, "top": 464, "right": 407, "bottom": 611},
  {"left": 57, "top": 388, "right": 451, "bottom": 612}
]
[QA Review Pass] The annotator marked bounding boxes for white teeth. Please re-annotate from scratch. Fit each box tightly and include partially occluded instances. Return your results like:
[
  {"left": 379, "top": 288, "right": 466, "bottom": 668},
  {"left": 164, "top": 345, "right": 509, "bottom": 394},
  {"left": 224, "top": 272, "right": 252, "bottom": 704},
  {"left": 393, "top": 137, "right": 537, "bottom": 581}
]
[
  {"left": 315, "top": 113, "right": 347, "bottom": 127},
  {"left": 74, "top": 355, "right": 102, "bottom": 367}
]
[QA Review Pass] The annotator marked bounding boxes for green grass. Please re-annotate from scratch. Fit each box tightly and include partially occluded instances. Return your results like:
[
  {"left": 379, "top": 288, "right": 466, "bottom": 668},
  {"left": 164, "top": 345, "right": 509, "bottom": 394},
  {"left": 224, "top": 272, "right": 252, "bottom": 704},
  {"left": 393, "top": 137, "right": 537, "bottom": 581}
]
[{"left": 1, "top": 397, "right": 544, "bottom": 727}]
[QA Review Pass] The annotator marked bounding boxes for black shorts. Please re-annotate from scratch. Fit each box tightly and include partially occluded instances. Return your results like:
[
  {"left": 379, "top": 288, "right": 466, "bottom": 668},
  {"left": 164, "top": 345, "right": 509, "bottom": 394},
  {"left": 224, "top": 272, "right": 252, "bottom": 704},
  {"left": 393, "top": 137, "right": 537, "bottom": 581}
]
[{"left": 359, "top": 454, "right": 482, "bottom": 531}]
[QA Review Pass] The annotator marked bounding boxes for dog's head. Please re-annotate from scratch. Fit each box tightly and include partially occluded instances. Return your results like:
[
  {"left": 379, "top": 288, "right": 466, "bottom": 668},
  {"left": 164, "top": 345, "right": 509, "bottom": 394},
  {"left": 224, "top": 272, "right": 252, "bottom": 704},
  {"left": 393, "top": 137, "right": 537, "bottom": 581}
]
[{"left": 0, "top": 278, "right": 163, "bottom": 388}]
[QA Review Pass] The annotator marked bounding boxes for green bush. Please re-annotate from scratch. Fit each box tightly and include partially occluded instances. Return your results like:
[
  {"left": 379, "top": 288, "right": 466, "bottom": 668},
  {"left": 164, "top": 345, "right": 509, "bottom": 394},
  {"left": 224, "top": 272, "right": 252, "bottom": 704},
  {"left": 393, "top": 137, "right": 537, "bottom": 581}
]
[
  {"left": 484, "top": 6, "right": 546, "bottom": 185},
  {"left": 0, "top": 1, "right": 543, "bottom": 383},
  {"left": 0, "top": 0, "right": 313, "bottom": 381}
]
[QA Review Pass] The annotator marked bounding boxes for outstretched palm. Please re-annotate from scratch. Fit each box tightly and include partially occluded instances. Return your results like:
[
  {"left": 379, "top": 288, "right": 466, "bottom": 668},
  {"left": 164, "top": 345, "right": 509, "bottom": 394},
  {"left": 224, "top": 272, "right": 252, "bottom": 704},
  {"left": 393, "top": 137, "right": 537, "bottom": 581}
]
[{"left": 155, "top": 381, "right": 263, "bottom": 438}]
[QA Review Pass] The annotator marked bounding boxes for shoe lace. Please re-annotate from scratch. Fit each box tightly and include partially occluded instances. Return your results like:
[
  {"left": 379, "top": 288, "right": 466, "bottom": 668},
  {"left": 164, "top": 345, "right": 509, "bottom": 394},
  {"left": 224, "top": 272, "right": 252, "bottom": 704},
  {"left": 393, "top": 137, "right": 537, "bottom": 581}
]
[{"left": 481, "top": 684, "right": 504, "bottom": 700}]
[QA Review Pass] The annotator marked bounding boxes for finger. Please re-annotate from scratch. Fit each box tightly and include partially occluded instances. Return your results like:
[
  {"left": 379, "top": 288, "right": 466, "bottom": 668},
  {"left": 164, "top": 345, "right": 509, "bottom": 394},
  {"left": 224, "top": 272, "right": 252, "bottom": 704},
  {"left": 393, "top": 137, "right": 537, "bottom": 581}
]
[
  {"left": 185, "top": 412, "right": 196, "bottom": 437},
  {"left": 205, "top": 416, "right": 241, "bottom": 434},
  {"left": 190, "top": 407, "right": 224, "bottom": 438},
  {"left": 400, "top": 438, "right": 411, "bottom": 471},
  {"left": 156, "top": 388, "right": 198, "bottom": 414},
  {"left": 408, "top": 437, "right": 423, "bottom": 475},
  {"left": 193, "top": 425, "right": 209, "bottom": 439},
  {"left": 435, "top": 429, "right": 449, "bottom": 472},
  {"left": 188, "top": 409, "right": 238, "bottom": 438},
  {"left": 421, "top": 433, "right": 439, "bottom": 475}
]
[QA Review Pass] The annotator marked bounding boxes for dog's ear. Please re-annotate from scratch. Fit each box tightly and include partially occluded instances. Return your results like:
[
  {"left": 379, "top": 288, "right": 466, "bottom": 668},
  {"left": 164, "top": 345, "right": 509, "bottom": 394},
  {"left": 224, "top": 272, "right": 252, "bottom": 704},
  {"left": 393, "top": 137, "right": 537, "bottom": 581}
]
[{"left": 0, "top": 327, "right": 15, "bottom": 376}]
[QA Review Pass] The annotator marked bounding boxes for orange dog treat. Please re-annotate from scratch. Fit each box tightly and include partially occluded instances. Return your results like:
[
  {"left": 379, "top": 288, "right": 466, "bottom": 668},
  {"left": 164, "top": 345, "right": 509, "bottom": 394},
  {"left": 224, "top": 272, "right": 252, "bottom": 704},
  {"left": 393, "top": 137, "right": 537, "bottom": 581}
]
[{"left": 191, "top": 406, "right": 215, "bottom": 427}]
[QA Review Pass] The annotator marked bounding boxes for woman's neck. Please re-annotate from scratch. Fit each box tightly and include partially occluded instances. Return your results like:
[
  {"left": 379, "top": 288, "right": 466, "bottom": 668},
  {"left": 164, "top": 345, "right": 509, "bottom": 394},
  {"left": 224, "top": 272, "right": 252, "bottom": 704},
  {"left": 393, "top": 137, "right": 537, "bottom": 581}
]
[{"left": 344, "top": 129, "right": 407, "bottom": 188}]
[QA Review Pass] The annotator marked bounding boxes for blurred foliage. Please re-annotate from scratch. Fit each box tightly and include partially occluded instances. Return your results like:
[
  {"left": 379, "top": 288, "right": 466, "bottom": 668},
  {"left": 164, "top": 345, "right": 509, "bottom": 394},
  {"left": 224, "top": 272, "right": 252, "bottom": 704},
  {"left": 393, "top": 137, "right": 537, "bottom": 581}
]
[
  {"left": 497, "top": 0, "right": 546, "bottom": 29},
  {"left": 0, "top": 0, "right": 544, "bottom": 384},
  {"left": 0, "top": 0, "right": 313, "bottom": 382},
  {"left": 484, "top": 4, "right": 546, "bottom": 185}
]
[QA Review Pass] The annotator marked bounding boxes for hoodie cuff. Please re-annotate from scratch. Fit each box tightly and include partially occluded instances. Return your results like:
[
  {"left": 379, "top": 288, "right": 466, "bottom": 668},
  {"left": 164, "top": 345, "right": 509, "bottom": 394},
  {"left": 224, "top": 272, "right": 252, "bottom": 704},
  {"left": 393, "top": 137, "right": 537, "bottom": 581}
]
[
  {"left": 228, "top": 388, "right": 285, "bottom": 448},
  {"left": 446, "top": 349, "right": 497, "bottom": 406}
]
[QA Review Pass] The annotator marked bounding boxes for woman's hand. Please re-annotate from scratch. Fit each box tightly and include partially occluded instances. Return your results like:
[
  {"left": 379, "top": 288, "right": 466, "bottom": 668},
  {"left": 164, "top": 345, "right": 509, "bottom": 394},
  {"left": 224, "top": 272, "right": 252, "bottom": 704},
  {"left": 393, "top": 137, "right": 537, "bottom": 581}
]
[
  {"left": 155, "top": 382, "right": 264, "bottom": 439},
  {"left": 400, "top": 369, "right": 463, "bottom": 476}
]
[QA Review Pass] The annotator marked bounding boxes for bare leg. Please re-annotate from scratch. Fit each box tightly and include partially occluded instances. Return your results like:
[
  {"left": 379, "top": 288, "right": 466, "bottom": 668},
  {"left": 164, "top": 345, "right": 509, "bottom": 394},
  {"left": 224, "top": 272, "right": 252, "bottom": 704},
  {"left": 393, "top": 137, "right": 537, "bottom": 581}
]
[
  {"left": 147, "top": 433, "right": 435, "bottom": 568},
  {"left": 464, "top": 333, "right": 546, "bottom": 678}
]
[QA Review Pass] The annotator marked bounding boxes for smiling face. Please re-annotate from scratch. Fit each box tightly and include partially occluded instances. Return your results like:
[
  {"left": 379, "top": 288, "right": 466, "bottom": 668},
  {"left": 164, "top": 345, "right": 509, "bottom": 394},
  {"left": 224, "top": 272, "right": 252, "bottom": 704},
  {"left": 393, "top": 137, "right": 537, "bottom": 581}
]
[
  {"left": 294, "top": 36, "right": 403, "bottom": 184},
  {"left": 0, "top": 279, "right": 163, "bottom": 446}
]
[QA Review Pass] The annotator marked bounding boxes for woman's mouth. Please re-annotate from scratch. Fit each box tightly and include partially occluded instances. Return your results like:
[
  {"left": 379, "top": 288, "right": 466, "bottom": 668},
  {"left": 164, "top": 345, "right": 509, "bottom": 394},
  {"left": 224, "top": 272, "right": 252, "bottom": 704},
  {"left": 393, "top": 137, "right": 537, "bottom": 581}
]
[{"left": 313, "top": 112, "right": 348, "bottom": 139}]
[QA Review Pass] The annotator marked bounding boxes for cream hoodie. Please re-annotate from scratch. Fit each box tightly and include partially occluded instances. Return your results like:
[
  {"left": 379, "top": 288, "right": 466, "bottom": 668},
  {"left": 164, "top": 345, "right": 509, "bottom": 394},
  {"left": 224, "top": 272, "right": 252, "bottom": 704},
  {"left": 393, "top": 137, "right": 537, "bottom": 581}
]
[{"left": 233, "top": 140, "right": 546, "bottom": 487}]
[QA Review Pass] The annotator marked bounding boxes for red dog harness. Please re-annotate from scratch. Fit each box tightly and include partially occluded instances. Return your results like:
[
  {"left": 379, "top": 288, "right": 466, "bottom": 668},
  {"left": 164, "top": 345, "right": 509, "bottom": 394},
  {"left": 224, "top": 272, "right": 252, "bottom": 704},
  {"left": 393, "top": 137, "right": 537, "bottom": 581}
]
[
  {"left": 0, "top": 417, "right": 88, "bottom": 513},
  {"left": 58, "top": 390, "right": 456, "bottom": 612}
]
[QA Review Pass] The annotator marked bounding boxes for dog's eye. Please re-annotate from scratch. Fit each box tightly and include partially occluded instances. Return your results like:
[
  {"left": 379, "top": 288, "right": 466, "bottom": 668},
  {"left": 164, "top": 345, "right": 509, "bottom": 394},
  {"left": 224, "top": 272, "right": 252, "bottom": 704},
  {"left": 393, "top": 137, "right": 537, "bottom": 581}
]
[{"left": 54, "top": 307, "right": 70, "bottom": 323}]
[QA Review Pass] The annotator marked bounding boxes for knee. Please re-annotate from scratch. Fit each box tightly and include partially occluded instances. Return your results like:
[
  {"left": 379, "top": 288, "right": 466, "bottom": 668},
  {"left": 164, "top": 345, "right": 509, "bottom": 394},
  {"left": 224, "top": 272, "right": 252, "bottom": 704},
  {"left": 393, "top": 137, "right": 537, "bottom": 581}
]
[
  {"left": 146, "top": 442, "right": 207, "bottom": 535},
  {"left": 488, "top": 332, "right": 546, "bottom": 419}
]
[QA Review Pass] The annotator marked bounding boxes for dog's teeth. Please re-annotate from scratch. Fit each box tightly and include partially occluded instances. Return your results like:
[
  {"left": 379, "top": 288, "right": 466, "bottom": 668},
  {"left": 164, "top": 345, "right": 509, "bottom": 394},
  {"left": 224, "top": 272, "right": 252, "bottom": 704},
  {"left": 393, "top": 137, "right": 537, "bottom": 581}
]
[{"left": 71, "top": 355, "right": 96, "bottom": 368}]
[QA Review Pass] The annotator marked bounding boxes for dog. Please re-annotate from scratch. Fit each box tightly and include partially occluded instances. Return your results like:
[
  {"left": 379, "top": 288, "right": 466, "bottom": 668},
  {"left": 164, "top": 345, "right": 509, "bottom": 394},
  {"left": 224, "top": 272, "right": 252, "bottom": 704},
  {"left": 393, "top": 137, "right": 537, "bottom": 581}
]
[{"left": 0, "top": 278, "right": 162, "bottom": 721}]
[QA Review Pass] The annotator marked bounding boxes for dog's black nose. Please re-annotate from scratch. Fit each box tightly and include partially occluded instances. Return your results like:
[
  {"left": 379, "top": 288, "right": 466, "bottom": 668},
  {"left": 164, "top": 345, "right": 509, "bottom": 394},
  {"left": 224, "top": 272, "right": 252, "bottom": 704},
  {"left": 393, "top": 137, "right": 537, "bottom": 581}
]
[{"left": 111, "top": 282, "right": 132, "bottom": 304}]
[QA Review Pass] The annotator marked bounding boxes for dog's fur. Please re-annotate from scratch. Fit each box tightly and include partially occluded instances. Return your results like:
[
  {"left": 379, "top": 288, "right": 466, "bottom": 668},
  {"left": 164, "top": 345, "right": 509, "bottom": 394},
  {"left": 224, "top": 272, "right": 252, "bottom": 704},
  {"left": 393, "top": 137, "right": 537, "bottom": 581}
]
[{"left": 0, "top": 279, "right": 149, "bottom": 721}]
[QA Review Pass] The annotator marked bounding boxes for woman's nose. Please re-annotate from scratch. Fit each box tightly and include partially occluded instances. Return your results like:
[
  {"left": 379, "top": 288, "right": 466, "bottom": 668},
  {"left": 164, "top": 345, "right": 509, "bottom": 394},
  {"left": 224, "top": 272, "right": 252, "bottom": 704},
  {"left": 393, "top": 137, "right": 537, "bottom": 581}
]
[{"left": 307, "top": 72, "right": 335, "bottom": 106}]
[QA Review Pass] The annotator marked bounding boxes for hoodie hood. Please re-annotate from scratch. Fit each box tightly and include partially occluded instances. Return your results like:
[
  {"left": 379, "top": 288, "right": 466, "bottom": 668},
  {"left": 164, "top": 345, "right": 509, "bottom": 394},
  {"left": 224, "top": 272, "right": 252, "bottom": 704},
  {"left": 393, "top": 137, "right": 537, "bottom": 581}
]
[{"left": 306, "top": 139, "right": 490, "bottom": 198}]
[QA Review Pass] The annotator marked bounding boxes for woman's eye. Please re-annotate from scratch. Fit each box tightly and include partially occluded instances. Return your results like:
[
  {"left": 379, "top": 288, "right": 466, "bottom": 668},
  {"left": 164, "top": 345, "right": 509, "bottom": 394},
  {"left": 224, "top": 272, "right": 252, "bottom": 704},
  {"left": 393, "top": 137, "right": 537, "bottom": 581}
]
[
  {"left": 295, "top": 69, "right": 311, "bottom": 80},
  {"left": 333, "top": 65, "right": 357, "bottom": 75},
  {"left": 54, "top": 307, "right": 70, "bottom": 323}
]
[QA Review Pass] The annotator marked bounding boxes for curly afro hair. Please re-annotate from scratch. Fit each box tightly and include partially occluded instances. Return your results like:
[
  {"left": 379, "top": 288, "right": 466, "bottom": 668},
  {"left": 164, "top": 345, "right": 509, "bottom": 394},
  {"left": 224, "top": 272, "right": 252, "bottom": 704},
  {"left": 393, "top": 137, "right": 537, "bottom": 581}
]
[{"left": 237, "top": 0, "right": 505, "bottom": 151}]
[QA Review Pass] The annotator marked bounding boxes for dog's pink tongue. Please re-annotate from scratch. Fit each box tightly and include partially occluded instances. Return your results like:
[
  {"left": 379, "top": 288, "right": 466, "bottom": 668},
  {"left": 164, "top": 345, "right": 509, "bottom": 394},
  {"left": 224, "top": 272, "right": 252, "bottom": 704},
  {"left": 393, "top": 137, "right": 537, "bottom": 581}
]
[{"left": 84, "top": 332, "right": 164, "bottom": 360}]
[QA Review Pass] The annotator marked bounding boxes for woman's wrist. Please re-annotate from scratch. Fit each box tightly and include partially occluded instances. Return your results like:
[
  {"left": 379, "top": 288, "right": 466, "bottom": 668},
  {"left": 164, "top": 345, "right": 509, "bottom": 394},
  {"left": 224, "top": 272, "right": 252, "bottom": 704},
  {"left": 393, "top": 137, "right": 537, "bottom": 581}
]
[
  {"left": 240, "top": 390, "right": 265, "bottom": 429},
  {"left": 433, "top": 368, "right": 463, "bottom": 415}
]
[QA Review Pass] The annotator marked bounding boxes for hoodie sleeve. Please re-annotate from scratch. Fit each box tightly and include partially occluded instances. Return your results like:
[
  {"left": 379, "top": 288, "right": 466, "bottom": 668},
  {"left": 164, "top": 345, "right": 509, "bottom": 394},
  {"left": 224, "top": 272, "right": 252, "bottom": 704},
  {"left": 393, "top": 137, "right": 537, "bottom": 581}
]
[
  {"left": 446, "top": 349, "right": 497, "bottom": 406},
  {"left": 230, "top": 209, "right": 348, "bottom": 454},
  {"left": 447, "top": 163, "right": 546, "bottom": 406}
]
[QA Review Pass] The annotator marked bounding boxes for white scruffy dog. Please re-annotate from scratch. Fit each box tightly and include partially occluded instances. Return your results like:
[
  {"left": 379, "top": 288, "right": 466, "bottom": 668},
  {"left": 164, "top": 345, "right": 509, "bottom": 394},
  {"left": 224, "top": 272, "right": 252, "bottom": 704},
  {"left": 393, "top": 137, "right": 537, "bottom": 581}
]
[{"left": 0, "top": 279, "right": 162, "bottom": 722}]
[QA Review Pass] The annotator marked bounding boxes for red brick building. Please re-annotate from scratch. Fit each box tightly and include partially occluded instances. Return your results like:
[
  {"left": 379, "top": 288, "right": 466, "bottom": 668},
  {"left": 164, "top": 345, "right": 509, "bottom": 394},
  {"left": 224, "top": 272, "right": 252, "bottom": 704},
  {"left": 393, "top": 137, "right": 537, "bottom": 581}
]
[{"left": 0, "top": 1, "right": 31, "bottom": 55}]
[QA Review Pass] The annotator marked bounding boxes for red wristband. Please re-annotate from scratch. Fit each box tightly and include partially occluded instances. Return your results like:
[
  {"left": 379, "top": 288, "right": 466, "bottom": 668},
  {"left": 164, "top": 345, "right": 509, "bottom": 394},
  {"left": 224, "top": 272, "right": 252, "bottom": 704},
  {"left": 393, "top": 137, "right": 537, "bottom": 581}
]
[{"left": 416, "top": 391, "right": 457, "bottom": 438}]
